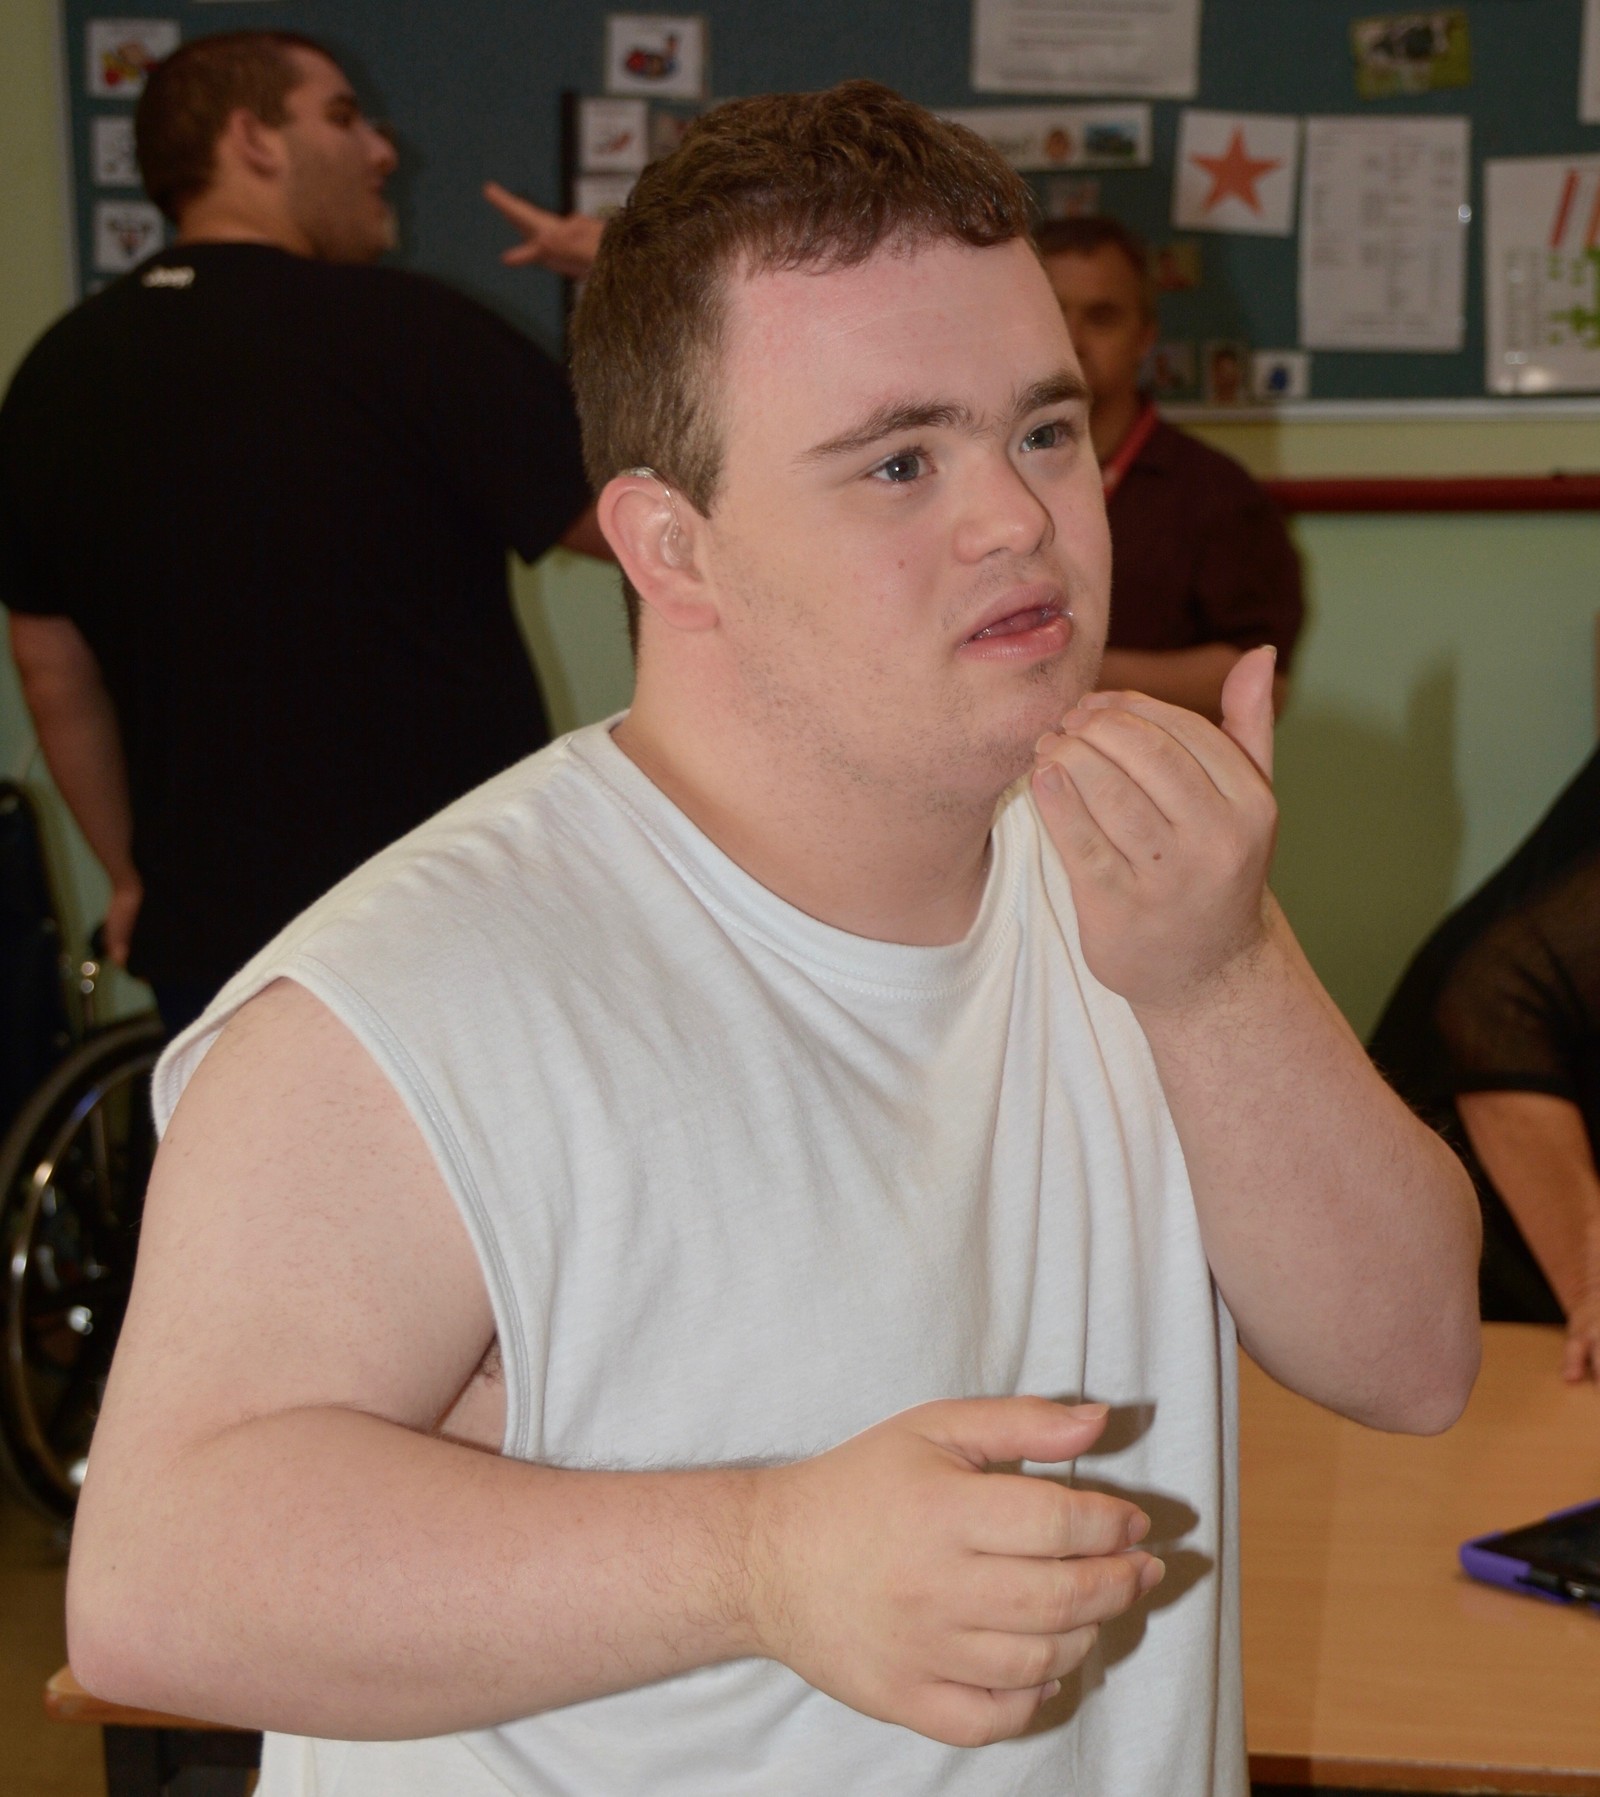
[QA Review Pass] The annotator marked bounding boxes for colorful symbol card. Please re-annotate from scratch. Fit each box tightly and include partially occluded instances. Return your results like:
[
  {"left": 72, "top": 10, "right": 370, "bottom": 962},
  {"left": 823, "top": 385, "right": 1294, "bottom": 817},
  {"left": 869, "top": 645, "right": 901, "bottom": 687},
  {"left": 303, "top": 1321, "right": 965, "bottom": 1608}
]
[
  {"left": 604, "top": 15, "right": 706, "bottom": 101},
  {"left": 93, "top": 199, "right": 163, "bottom": 271},
  {"left": 1485, "top": 156, "right": 1600, "bottom": 393},
  {"left": 1173, "top": 111, "right": 1299, "bottom": 236},
  {"left": 86, "top": 19, "right": 179, "bottom": 98}
]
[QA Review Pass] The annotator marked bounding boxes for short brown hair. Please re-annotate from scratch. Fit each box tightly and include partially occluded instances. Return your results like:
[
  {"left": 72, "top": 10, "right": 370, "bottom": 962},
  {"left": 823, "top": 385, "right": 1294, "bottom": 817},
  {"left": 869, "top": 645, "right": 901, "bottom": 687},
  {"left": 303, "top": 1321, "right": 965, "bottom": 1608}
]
[
  {"left": 1034, "top": 214, "right": 1155, "bottom": 317},
  {"left": 136, "top": 31, "right": 328, "bottom": 220},
  {"left": 570, "top": 81, "right": 1035, "bottom": 633}
]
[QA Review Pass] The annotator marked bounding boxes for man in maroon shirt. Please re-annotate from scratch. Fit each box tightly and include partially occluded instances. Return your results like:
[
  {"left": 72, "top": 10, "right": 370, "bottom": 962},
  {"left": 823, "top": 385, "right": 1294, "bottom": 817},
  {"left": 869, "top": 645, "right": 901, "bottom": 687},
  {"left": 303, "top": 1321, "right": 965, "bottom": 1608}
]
[{"left": 1036, "top": 217, "right": 1301, "bottom": 720}]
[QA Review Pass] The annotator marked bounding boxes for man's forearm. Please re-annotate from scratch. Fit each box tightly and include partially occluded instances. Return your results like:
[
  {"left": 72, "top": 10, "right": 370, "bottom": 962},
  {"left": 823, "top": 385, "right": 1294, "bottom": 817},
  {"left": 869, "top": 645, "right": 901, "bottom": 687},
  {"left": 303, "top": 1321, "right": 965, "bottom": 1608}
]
[
  {"left": 71, "top": 1405, "right": 763, "bottom": 1737},
  {"left": 16, "top": 652, "right": 137, "bottom": 886},
  {"left": 1096, "top": 645, "right": 1288, "bottom": 722},
  {"left": 1133, "top": 900, "right": 1481, "bottom": 1432}
]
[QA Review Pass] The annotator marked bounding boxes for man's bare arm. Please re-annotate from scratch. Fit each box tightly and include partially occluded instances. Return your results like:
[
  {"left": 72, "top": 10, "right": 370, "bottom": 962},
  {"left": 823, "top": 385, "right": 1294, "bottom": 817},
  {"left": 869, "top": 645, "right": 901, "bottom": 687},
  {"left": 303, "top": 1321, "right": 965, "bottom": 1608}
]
[
  {"left": 1033, "top": 649, "right": 1480, "bottom": 1433},
  {"left": 69, "top": 981, "right": 1157, "bottom": 1743},
  {"left": 1096, "top": 644, "right": 1287, "bottom": 723},
  {"left": 1457, "top": 1090, "right": 1600, "bottom": 1381},
  {"left": 8, "top": 612, "right": 142, "bottom": 962}
]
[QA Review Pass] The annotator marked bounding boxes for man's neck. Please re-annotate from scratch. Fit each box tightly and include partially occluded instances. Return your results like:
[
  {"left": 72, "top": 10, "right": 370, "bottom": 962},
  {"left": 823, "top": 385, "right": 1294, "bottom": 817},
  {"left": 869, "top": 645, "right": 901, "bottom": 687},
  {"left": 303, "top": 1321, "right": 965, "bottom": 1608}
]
[
  {"left": 176, "top": 196, "right": 314, "bottom": 257},
  {"left": 613, "top": 690, "right": 999, "bottom": 948},
  {"left": 1089, "top": 387, "right": 1146, "bottom": 466}
]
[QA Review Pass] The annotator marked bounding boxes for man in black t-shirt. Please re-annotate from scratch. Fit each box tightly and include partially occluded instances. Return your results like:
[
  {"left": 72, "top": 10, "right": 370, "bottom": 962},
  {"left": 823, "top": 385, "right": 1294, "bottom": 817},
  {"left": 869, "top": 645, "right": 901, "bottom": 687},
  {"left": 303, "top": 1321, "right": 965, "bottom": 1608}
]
[
  {"left": 1370, "top": 747, "right": 1600, "bottom": 1382},
  {"left": 0, "top": 31, "right": 600, "bottom": 1031}
]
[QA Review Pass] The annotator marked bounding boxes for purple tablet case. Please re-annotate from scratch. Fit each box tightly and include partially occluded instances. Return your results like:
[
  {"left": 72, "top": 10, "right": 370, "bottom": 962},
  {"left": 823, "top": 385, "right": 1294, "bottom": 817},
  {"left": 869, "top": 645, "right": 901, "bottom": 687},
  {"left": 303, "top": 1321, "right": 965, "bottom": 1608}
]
[{"left": 1460, "top": 1499, "right": 1600, "bottom": 1607}]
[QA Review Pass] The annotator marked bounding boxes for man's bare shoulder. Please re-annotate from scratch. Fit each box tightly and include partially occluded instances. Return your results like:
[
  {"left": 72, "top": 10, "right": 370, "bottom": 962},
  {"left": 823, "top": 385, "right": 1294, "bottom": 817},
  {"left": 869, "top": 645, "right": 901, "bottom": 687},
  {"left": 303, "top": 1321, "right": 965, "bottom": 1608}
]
[{"left": 90, "top": 978, "right": 498, "bottom": 1468}]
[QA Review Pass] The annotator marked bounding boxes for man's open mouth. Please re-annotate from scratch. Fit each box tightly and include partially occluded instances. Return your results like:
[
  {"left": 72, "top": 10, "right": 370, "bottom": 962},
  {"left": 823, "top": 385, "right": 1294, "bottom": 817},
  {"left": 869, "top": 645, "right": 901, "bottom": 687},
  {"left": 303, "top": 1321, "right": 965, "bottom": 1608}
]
[{"left": 965, "top": 604, "right": 1063, "bottom": 643}]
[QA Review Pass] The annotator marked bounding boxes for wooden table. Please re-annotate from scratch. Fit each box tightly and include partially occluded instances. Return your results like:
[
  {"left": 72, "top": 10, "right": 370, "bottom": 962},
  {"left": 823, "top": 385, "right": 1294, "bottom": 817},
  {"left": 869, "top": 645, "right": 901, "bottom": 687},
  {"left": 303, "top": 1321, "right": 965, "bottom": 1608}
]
[{"left": 1241, "top": 1323, "right": 1600, "bottom": 1794}]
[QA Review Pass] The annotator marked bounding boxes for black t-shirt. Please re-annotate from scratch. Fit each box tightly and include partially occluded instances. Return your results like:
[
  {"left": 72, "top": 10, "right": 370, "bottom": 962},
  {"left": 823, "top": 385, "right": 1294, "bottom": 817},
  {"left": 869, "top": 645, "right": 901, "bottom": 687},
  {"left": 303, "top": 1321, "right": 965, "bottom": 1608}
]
[
  {"left": 0, "top": 243, "right": 592, "bottom": 987},
  {"left": 1370, "top": 748, "right": 1600, "bottom": 1322}
]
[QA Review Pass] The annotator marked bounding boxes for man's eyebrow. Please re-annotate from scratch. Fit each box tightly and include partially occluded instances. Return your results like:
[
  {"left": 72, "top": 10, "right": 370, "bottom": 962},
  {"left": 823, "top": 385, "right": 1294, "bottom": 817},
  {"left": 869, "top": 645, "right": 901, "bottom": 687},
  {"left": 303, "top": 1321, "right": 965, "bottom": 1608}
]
[
  {"left": 795, "top": 373, "right": 1090, "bottom": 467},
  {"left": 1013, "top": 371, "right": 1092, "bottom": 417},
  {"left": 795, "top": 399, "right": 975, "bottom": 466}
]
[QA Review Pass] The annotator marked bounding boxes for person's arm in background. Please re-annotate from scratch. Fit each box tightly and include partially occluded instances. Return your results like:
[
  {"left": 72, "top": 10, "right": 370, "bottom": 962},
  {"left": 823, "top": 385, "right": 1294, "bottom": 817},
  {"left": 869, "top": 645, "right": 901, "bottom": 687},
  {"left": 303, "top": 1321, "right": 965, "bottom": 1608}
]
[
  {"left": 1096, "top": 644, "right": 1288, "bottom": 723},
  {"left": 1455, "top": 1090, "right": 1600, "bottom": 1381},
  {"left": 1434, "top": 873, "right": 1600, "bottom": 1382},
  {"left": 7, "top": 611, "right": 142, "bottom": 963},
  {"left": 1099, "top": 463, "right": 1302, "bottom": 723},
  {"left": 483, "top": 183, "right": 603, "bottom": 280}
]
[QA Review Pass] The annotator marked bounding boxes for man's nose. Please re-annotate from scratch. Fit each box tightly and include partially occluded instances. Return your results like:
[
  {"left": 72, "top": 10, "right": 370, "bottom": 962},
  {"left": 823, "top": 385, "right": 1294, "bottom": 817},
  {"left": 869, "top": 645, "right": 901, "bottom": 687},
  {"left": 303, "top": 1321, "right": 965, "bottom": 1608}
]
[
  {"left": 368, "top": 122, "right": 399, "bottom": 176},
  {"left": 950, "top": 454, "right": 1053, "bottom": 563}
]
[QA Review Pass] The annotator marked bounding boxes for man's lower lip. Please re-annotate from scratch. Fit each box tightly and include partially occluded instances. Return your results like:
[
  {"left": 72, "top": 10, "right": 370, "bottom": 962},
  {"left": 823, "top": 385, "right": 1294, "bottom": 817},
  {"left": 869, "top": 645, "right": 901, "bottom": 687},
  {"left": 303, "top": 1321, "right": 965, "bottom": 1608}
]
[{"left": 959, "top": 613, "right": 1071, "bottom": 658}]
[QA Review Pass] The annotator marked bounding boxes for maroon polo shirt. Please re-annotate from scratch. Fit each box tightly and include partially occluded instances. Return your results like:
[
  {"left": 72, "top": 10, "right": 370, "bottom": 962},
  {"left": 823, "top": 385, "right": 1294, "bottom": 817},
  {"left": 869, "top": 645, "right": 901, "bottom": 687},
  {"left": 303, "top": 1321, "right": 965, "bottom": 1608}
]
[{"left": 1105, "top": 414, "right": 1304, "bottom": 671}]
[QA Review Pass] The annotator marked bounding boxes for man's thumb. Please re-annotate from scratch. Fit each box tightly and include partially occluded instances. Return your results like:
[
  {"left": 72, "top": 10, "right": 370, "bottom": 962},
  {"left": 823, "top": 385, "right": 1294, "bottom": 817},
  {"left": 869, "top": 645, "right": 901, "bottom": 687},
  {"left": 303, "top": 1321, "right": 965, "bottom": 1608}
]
[
  {"left": 919, "top": 1396, "right": 1110, "bottom": 1470},
  {"left": 1220, "top": 644, "right": 1276, "bottom": 782}
]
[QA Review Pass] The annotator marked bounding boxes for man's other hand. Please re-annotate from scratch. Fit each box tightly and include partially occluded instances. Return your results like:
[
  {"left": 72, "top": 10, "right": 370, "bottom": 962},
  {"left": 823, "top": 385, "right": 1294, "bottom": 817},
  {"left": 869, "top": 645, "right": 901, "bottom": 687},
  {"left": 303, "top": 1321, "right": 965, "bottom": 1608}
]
[
  {"left": 747, "top": 1397, "right": 1162, "bottom": 1747},
  {"left": 483, "top": 183, "right": 603, "bottom": 279},
  {"left": 1030, "top": 645, "right": 1278, "bottom": 1014}
]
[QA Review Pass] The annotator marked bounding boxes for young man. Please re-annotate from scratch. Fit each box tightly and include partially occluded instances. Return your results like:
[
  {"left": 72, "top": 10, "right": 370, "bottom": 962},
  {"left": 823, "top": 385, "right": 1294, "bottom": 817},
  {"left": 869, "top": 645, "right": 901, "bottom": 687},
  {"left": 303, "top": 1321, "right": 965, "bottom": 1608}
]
[
  {"left": 0, "top": 32, "right": 600, "bottom": 1030},
  {"left": 68, "top": 84, "right": 1479, "bottom": 1796},
  {"left": 1036, "top": 216, "right": 1303, "bottom": 721}
]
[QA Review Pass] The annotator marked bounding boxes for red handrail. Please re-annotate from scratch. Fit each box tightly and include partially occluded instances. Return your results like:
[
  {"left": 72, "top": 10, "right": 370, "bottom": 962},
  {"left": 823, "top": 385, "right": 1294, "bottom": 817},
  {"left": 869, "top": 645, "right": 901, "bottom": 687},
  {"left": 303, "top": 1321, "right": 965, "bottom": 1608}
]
[{"left": 1261, "top": 475, "right": 1600, "bottom": 513}]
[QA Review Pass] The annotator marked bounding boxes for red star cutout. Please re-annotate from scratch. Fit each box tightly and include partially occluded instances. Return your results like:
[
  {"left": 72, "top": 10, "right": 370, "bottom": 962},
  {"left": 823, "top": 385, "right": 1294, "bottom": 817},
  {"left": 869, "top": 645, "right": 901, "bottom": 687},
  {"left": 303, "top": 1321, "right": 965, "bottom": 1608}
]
[{"left": 1190, "top": 128, "right": 1282, "bottom": 216}]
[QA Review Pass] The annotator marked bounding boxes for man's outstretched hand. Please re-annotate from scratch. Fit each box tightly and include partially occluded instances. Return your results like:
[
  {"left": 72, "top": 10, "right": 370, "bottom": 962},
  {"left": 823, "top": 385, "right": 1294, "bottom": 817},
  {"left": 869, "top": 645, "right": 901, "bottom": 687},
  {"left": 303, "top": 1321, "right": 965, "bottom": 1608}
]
[
  {"left": 747, "top": 1397, "right": 1162, "bottom": 1747},
  {"left": 1031, "top": 645, "right": 1279, "bottom": 1014},
  {"left": 482, "top": 182, "right": 604, "bottom": 279}
]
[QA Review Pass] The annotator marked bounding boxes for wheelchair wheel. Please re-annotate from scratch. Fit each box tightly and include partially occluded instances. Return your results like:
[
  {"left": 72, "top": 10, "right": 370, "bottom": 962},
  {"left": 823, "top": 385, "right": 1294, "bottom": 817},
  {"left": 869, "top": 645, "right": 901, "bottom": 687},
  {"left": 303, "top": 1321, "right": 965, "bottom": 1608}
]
[{"left": 0, "top": 1013, "right": 165, "bottom": 1523}]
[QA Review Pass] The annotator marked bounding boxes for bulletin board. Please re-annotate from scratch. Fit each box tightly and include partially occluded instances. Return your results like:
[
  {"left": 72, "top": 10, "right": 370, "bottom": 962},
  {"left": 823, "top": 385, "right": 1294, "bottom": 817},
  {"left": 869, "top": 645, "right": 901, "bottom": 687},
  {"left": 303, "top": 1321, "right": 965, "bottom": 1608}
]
[{"left": 54, "top": 0, "right": 1600, "bottom": 406}]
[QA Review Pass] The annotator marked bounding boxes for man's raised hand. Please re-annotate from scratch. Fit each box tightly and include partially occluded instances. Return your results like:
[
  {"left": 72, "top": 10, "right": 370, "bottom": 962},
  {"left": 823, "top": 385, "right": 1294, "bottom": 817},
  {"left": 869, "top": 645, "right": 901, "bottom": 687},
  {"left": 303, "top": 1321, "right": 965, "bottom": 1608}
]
[
  {"left": 1030, "top": 645, "right": 1279, "bottom": 1013},
  {"left": 482, "top": 183, "right": 604, "bottom": 279},
  {"left": 745, "top": 1397, "right": 1161, "bottom": 1747}
]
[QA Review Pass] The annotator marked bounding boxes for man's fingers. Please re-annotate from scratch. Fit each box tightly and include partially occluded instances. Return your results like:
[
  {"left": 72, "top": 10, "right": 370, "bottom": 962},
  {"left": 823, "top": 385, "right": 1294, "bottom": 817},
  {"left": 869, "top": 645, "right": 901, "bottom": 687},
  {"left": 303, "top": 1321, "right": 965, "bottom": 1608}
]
[
  {"left": 1218, "top": 644, "right": 1277, "bottom": 781},
  {"left": 1048, "top": 707, "right": 1223, "bottom": 830},
  {"left": 962, "top": 1473, "right": 1149, "bottom": 1560},
  {"left": 944, "top": 1623, "right": 1101, "bottom": 1693},
  {"left": 962, "top": 1546, "right": 1162, "bottom": 1633},
  {"left": 912, "top": 1394, "right": 1112, "bottom": 1471},
  {"left": 906, "top": 1679, "right": 1062, "bottom": 1750}
]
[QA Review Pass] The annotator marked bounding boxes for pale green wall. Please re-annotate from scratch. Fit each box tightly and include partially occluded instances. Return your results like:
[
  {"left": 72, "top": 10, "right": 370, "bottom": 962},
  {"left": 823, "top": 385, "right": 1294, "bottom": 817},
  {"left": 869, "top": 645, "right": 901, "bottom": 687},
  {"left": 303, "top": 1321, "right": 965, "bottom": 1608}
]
[{"left": 4, "top": 0, "right": 1597, "bottom": 1034}]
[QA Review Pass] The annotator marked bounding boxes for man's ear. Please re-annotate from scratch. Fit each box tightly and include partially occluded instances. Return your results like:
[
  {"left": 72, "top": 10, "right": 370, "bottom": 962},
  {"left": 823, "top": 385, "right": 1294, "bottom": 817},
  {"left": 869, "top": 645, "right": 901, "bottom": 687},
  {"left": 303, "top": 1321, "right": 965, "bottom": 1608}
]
[
  {"left": 598, "top": 472, "right": 717, "bottom": 632},
  {"left": 218, "top": 106, "right": 287, "bottom": 182}
]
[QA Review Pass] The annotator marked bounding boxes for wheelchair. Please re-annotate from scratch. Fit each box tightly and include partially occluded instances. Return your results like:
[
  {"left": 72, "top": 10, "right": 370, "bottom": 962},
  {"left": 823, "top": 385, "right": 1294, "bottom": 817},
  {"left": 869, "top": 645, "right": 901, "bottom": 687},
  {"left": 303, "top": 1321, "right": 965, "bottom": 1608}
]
[{"left": 0, "top": 810, "right": 164, "bottom": 1524}]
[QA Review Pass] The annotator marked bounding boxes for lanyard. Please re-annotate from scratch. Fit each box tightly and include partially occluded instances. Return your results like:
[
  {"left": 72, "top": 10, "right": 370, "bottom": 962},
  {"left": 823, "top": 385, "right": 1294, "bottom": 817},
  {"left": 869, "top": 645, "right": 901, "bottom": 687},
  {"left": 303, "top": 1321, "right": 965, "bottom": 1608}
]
[{"left": 1100, "top": 401, "right": 1158, "bottom": 502}]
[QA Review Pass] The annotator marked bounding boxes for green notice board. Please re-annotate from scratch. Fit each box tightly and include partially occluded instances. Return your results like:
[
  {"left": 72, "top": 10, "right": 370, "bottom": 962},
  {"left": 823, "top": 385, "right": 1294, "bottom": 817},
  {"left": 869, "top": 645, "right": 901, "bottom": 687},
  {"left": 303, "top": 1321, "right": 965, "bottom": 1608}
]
[{"left": 57, "top": 0, "right": 1600, "bottom": 403}]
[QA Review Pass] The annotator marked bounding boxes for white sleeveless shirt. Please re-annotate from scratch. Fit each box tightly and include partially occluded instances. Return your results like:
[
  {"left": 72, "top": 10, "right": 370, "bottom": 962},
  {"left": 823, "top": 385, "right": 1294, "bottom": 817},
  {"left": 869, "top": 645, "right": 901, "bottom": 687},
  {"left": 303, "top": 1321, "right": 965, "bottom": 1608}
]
[{"left": 156, "top": 721, "right": 1244, "bottom": 1797}]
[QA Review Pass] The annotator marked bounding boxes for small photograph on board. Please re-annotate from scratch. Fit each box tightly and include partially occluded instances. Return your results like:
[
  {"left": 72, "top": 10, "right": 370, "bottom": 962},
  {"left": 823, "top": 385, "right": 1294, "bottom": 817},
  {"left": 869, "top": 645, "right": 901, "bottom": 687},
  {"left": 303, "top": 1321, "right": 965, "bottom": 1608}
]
[
  {"left": 1251, "top": 350, "right": 1310, "bottom": 402},
  {"left": 1173, "top": 111, "right": 1299, "bottom": 237},
  {"left": 573, "top": 173, "right": 638, "bottom": 221},
  {"left": 1151, "top": 239, "right": 1202, "bottom": 292},
  {"left": 91, "top": 115, "right": 139, "bottom": 185},
  {"left": 605, "top": 15, "right": 706, "bottom": 101},
  {"left": 1351, "top": 11, "right": 1470, "bottom": 100},
  {"left": 87, "top": 19, "right": 179, "bottom": 97},
  {"left": 1147, "top": 340, "right": 1197, "bottom": 398},
  {"left": 1203, "top": 339, "right": 1249, "bottom": 406},
  {"left": 579, "top": 97, "right": 650, "bottom": 174},
  {"left": 93, "top": 199, "right": 164, "bottom": 271},
  {"left": 1042, "top": 175, "right": 1101, "bottom": 220},
  {"left": 942, "top": 106, "right": 1150, "bottom": 171},
  {"left": 649, "top": 107, "right": 697, "bottom": 160}
]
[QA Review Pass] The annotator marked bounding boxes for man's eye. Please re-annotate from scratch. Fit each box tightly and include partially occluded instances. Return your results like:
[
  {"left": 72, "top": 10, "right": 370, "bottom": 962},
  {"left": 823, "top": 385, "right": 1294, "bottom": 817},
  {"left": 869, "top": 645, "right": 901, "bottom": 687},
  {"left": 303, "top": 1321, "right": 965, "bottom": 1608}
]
[
  {"left": 871, "top": 451, "right": 925, "bottom": 484},
  {"left": 1021, "top": 419, "right": 1075, "bottom": 453}
]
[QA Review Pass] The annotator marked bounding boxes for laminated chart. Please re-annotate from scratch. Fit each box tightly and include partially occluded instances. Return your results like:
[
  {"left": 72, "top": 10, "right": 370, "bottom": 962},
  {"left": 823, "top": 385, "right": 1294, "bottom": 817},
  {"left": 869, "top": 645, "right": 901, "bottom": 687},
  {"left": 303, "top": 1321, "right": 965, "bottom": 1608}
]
[{"left": 1485, "top": 157, "right": 1600, "bottom": 394}]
